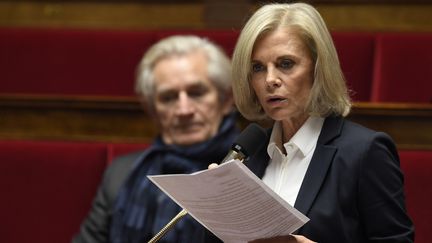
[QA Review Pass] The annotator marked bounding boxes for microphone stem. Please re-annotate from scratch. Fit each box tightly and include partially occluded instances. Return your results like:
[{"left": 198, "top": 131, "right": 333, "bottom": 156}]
[{"left": 148, "top": 208, "right": 188, "bottom": 243}]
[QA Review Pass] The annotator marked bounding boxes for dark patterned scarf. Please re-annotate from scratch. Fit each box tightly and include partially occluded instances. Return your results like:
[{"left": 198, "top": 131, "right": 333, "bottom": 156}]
[{"left": 110, "top": 113, "right": 239, "bottom": 243}]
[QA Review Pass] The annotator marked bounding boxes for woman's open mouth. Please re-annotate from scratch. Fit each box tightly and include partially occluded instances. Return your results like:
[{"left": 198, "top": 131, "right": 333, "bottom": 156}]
[{"left": 267, "top": 96, "right": 288, "bottom": 104}]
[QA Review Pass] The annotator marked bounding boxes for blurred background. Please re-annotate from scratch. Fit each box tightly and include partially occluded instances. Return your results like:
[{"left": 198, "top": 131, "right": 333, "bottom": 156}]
[
  {"left": 0, "top": 2, "right": 431, "bottom": 243},
  {"left": 0, "top": 0, "right": 431, "bottom": 31},
  {"left": 1, "top": 0, "right": 431, "bottom": 143}
]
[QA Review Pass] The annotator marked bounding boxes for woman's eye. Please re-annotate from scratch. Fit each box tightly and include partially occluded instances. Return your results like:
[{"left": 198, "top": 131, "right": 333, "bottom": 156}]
[
  {"left": 278, "top": 59, "right": 294, "bottom": 69},
  {"left": 251, "top": 63, "right": 265, "bottom": 73}
]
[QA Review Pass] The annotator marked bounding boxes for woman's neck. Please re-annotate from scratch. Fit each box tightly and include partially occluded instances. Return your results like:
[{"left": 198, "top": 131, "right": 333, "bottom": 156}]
[{"left": 280, "top": 114, "right": 309, "bottom": 144}]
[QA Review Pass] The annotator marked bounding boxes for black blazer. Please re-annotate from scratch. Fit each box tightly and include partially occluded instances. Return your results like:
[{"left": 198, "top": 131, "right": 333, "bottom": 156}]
[
  {"left": 243, "top": 116, "right": 414, "bottom": 243},
  {"left": 74, "top": 116, "right": 414, "bottom": 243}
]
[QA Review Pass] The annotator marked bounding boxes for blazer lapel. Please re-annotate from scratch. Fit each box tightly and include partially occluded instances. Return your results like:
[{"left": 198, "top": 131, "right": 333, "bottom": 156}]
[{"left": 294, "top": 116, "right": 343, "bottom": 215}]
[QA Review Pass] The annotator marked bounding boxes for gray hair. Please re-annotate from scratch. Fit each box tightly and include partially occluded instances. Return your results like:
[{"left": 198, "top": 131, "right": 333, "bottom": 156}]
[
  {"left": 232, "top": 3, "right": 351, "bottom": 121},
  {"left": 135, "top": 35, "right": 232, "bottom": 114}
]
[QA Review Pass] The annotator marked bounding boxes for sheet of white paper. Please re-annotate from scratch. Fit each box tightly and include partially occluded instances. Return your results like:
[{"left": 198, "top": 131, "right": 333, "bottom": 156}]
[{"left": 148, "top": 159, "right": 309, "bottom": 243}]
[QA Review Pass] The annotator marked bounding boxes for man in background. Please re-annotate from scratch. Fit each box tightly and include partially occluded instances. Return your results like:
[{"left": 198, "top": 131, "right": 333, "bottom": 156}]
[{"left": 73, "top": 35, "right": 236, "bottom": 243}]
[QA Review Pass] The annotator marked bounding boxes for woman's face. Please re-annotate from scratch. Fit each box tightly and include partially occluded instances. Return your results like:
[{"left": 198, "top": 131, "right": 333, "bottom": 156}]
[{"left": 250, "top": 28, "right": 314, "bottom": 122}]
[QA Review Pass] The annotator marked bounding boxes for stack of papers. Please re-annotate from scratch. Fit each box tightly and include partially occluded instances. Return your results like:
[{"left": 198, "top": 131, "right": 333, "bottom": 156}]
[{"left": 148, "top": 159, "right": 309, "bottom": 242}]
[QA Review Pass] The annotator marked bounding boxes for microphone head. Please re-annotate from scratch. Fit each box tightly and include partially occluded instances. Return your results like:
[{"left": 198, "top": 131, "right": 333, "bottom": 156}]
[{"left": 232, "top": 123, "right": 267, "bottom": 160}]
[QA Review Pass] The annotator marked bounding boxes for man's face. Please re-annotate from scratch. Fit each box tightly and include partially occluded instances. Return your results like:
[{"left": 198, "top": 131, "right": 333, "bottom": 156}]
[{"left": 152, "top": 51, "right": 232, "bottom": 146}]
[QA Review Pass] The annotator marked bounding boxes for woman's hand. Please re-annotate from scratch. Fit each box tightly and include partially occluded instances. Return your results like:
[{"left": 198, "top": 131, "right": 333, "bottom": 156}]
[
  {"left": 249, "top": 234, "right": 316, "bottom": 243},
  {"left": 209, "top": 163, "right": 315, "bottom": 243},
  {"left": 208, "top": 163, "right": 219, "bottom": 169}
]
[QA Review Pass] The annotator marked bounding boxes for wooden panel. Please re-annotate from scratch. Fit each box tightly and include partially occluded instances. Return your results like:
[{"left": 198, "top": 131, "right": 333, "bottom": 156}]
[
  {"left": 348, "top": 102, "right": 432, "bottom": 150},
  {"left": 0, "top": 2, "right": 431, "bottom": 31},
  {"left": 316, "top": 4, "right": 432, "bottom": 32},
  {"left": 0, "top": 95, "right": 155, "bottom": 143},
  {"left": 0, "top": 2, "right": 204, "bottom": 29},
  {"left": 4, "top": 0, "right": 430, "bottom": 3},
  {"left": 1, "top": 95, "right": 431, "bottom": 149}
]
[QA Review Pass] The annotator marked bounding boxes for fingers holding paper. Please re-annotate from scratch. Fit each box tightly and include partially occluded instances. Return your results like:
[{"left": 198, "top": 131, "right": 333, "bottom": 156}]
[{"left": 208, "top": 163, "right": 219, "bottom": 169}]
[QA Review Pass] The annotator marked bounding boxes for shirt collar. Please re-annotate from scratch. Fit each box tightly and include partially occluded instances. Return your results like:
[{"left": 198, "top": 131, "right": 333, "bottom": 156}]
[{"left": 267, "top": 116, "right": 324, "bottom": 158}]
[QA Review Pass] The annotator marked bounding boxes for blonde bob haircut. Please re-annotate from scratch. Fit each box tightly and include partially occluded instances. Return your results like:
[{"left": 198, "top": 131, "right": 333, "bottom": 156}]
[
  {"left": 135, "top": 35, "right": 232, "bottom": 115},
  {"left": 232, "top": 3, "right": 351, "bottom": 121}
]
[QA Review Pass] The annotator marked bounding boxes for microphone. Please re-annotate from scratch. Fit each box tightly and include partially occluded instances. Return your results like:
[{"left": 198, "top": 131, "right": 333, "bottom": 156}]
[
  {"left": 148, "top": 123, "right": 268, "bottom": 243},
  {"left": 221, "top": 123, "right": 268, "bottom": 163}
]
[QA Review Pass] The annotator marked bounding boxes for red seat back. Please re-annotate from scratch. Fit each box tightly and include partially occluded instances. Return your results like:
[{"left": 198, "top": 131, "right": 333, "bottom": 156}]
[
  {"left": 0, "top": 140, "right": 107, "bottom": 243},
  {"left": 332, "top": 32, "right": 375, "bottom": 101},
  {"left": 107, "top": 142, "right": 150, "bottom": 164},
  {"left": 372, "top": 33, "right": 432, "bottom": 103},
  {"left": 0, "top": 28, "right": 156, "bottom": 96},
  {"left": 399, "top": 150, "right": 432, "bottom": 243}
]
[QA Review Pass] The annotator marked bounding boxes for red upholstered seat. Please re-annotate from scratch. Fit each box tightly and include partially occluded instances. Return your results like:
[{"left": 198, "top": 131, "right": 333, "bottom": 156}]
[
  {"left": 399, "top": 150, "right": 432, "bottom": 243},
  {"left": 2, "top": 28, "right": 432, "bottom": 102},
  {"left": 0, "top": 140, "right": 107, "bottom": 243},
  {"left": 371, "top": 33, "right": 432, "bottom": 103},
  {"left": 107, "top": 142, "right": 150, "bottom": 164},
  {"left": 0, "top": 28, "right": 242, "bottom": 97},
  {"left": 155, "top": 29, "right": 240, "bottom": 57},
  {"left": 332, "top": 32, "right": 375, "bottom": 102},
  {"left": 0, "top": 28, "right": 156, "bottom": 96}
]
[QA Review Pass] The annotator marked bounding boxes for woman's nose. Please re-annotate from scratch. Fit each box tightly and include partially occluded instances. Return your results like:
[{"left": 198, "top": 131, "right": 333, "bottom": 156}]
[{"left": 265, "top": 65, "right": 282, "bottom": 88}]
